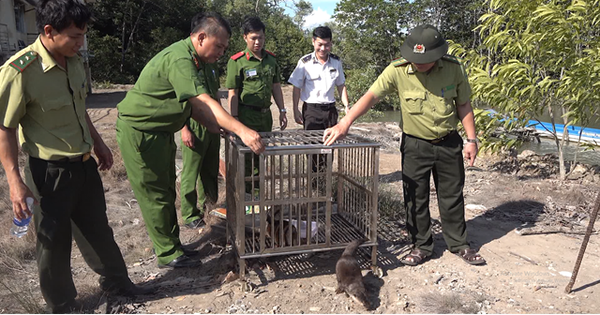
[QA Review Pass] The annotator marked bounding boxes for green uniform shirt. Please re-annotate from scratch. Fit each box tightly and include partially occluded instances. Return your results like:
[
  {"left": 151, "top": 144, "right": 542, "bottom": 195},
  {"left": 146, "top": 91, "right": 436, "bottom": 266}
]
[
  {"left": 0, "top": 37, "right": 93, "bottom": 160},
  {"left": 369, "top": 56, "right": 471, "bottom": 140},
  {"left": 225, "top": 48, "right": 281, "bottom": 108},
  {"left": 118, "top": 38, "right": 214, "bottom": 133}
]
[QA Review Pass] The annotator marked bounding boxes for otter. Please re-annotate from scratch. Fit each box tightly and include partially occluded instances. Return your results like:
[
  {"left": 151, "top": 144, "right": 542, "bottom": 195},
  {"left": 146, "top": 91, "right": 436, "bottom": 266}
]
[{"left": 335, "top": 239, "right": 370, "bottom": 310}]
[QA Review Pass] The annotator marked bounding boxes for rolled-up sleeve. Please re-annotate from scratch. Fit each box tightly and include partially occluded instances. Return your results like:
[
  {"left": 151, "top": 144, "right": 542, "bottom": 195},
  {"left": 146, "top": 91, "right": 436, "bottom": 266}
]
[
  {"left": 287, "top": 60, "right": 305, "bottom": 88},
  {"left": 0, "top": 69, "right": 27, "bottom": 128},
  {"left": 225, "top": 58, "right": 241, "bottom": 89},
  {"left": 335, "top": 60, "right": 345, "bottom": 86},
  {"left": 369, "top": 64, "right": 398, "bottom": 98},
  {"left": 455, "top": 64, "right": 471, "bottom": 105}
]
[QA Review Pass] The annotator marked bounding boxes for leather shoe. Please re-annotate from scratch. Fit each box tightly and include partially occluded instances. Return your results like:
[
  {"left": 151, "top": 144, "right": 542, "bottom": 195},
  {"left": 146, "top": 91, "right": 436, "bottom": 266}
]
[
  {"left": 158, "top": 255, "right": 202, "bottom": 269},
  {"left": 184, "top": 218, "right": 206, "bottom": 229},
  {"left": 182, "top": 247, "right": 200, "bottom": 257}
]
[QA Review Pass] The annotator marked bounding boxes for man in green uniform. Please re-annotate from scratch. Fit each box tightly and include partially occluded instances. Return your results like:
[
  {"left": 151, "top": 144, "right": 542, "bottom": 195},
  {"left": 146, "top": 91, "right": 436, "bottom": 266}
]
[
  {"left": 117, "top": 12, "right": 264, "bottom": 269},
  {"left": 323, "top": 25, "right": 485, "bottom": 266},
  {"left": 0, "top": 1, "right": 149, "bottom": 313},
  {"left": 178, "top": 15, "right": 222, "bottom": 230},
  {"left": 226, "top": 16, "right": 286, "bottom": 194}
]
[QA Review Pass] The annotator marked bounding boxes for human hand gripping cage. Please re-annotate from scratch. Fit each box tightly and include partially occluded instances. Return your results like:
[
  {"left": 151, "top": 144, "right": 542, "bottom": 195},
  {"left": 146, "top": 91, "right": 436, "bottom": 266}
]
[{"left": 225, "top": 130, "right": 381, "bottom": 277}]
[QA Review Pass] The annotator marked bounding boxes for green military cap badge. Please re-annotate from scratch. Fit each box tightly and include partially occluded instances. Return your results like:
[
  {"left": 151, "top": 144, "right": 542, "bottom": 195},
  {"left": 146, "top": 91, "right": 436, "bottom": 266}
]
[
  {"left": 9, "top": 51, "right": 38, "bottom": 72},
  {"left": 392, "top": 57, "right": 410, "bottom": 67}
]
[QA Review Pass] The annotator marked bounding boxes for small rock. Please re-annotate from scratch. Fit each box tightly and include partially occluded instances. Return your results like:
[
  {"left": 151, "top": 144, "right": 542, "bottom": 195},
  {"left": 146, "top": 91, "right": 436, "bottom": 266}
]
[
  {"left": 466, "top": 204, "right": 487, "bottom": 212},
  {"left": 571, "top": 164, "right": 588, "bottom": 174},
  {"left": 309, "top": 307, "right": 321, "bottom": 312},
  {"left": 223, "top": 271, "right": 239, "bottom": 283},
  {"left": 518, "top": 150, "right": 536, "bottom": 159}
]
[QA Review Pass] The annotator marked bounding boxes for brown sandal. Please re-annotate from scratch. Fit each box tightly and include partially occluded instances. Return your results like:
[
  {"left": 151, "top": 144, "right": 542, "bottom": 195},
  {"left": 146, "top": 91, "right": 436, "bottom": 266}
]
[
  {"left": 456, "top": 248, "right": 486, "bottom": 265},
  {"left": 400, "top": 248, "right": 431, "bottom": 266}
]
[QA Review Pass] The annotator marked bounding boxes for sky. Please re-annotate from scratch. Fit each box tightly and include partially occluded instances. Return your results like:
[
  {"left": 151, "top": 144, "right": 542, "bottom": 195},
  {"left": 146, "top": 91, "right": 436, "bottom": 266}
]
[{"left": 282, "top": 0, "right": 338, "bottom": 30}]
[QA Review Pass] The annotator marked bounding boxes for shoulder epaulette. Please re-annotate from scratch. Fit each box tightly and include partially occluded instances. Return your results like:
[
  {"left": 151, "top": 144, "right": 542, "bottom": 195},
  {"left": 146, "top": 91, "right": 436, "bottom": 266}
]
[
  {"left": 391, "top": 57, "right": 409, "bottom": 67},
  {"left": 329, "top": 53, "right": 340, "bottom": 60},
  {"left": 442, "top": 54, "right": 461, "bottom": 65},
  {"left": 301, "top": 54, "right": 312, "bottom": 63},
  {"left": 9, "top": 51, "right": 38, "bottom": 72},
  {"left": 265, "top": 50, "right": 276, "bottom": 57},
  {"left": 230, "top": 51, "right": 245, "bottom": 60}
]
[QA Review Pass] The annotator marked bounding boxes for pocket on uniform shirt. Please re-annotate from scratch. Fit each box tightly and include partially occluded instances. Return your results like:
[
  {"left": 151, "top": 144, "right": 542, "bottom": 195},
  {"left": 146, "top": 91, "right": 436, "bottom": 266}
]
[
  {"left": 442, "top": 88, "right": 457, "bottom": 114},
  {"left": 306, "top": 70, "right": 320, "bottom": 81},
  {"left": 38, "top": 98, "right": 73, "bottom": 128},
  {"left": 403, "top": 90, "right": 425, "bottom": 114}
]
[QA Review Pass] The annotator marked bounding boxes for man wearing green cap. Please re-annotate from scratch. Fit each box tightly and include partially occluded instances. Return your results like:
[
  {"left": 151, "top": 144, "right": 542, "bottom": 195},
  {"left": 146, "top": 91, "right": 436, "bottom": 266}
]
[
  {"left": 323, "top": 25, "right": 485, "bottom": 266},
  {"left": 117, "top": 12, "right": 264, "bottom": 269}
]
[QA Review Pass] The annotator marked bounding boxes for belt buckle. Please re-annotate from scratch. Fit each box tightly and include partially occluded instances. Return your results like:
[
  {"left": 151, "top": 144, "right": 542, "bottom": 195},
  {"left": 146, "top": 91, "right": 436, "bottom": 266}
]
[{"left": 82, "top": 152, "right": 91, "bottom": 162}]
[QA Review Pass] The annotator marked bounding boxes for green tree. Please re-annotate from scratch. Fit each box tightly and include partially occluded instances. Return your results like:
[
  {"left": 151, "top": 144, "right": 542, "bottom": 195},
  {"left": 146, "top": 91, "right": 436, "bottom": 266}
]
[
  {"left": 333, "top": 0, "right": 411, "bottom": 72},
  {"left": 89, "top": 0, "right": 203, "bottom": 83},
  {"left": 451, "top": 0, "right": 600, "bottom": 179}
]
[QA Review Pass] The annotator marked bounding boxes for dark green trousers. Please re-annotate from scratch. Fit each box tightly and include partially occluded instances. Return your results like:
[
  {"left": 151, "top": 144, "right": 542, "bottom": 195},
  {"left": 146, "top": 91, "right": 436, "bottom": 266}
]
[
  {"left": 239, "top": 107, "right": 272, "bottom": 193},
  {"left": 116, "top": 118, "right": 183, "bottom": 265},
  {"left": 25, "top": 156, "right": 132, "bottom": 311},
  {"left": 401, "top": 132, "right": 469, "bottom": 255},
  {"left": 180, "top": 120, "right": 220, "bottom": 224}
]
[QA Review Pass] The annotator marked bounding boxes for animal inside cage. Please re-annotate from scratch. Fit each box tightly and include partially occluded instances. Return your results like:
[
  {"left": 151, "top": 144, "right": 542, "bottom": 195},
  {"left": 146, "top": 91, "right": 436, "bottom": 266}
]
[{"left": 225, "top": 130, "right": 380, "bottom": 277}]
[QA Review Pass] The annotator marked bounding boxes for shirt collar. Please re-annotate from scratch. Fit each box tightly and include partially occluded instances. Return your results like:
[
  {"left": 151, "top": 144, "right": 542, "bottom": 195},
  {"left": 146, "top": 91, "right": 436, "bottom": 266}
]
[
  {"left": 406, "top": 59, "right": 444, "bottom": 75},
  {"left": 244, "top": 47, "right": 268, "bottom": 61},
  {"left": 32, "top": 36, "right": 59, "bottom": 73},
  {"left": 311, "top": 52, "right": 330, "bottom": 65},
  {"left": 185, "top": 37, "right": 203, "bottom": 69}
]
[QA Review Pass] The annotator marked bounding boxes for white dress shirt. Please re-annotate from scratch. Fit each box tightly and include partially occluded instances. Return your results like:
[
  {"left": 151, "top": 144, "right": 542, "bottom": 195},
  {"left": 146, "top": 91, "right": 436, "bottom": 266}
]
[{"left": 288, "top": 52, "right": 345, "bottom": 104}]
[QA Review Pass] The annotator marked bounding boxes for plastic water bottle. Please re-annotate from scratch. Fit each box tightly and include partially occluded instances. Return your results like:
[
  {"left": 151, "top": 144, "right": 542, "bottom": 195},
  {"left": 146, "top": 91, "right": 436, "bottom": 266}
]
[{"left": 10, "top": 197, "right": 34, "bottom": 238}]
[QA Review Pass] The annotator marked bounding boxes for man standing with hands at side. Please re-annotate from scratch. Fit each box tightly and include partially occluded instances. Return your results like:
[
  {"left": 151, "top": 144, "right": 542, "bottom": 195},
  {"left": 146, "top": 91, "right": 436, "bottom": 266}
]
[
  {"left": 323, "top": 25, "right": 485, "bottom": 267},
  {"left": 288, "top": 26, "right": 349, "bottom": 175},
  {"left": 226, "top": 17, "right": 286, "bottom": 194}
]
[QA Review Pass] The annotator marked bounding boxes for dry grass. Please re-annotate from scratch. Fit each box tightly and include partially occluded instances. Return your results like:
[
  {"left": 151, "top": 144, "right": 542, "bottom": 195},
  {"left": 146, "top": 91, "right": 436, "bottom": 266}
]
[
  {"left": 378, "top": 184, "right": 405, "bottom": 221},
  {"left": 418, "top": 292, "right": 481, "bottom": 314},
  {"left": 0, "top": 153, "right": 41, "bottom": 313}
]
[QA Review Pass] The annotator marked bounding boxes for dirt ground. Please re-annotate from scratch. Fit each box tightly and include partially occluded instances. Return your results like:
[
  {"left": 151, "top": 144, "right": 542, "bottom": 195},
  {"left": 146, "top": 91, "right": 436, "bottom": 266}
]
[{"left": 1, "top": 85, "right": 600, "bottom": 314}]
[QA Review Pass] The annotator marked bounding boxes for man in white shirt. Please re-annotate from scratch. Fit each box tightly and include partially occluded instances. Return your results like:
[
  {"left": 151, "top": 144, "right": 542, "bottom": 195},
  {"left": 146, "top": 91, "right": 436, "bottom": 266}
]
[{"left": 288, "top": 26, "right": 349, "bottom": 130}]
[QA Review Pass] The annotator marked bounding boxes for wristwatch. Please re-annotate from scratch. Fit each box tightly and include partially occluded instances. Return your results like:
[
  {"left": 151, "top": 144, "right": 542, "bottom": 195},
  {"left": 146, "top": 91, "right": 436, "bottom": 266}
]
[
  {"left": 279, "top": 108, "right": 287, "bottom": 113},
  {"left": 466, "top": 138, "right": 479, "bottom": 144}
]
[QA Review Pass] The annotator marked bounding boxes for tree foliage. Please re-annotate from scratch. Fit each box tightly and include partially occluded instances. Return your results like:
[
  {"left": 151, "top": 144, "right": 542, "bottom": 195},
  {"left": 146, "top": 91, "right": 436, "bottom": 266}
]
[
  {"left": 450, "top": 0, "right": 600, "bottom": 179},
  {"left": 88, "top": 0, "right": 310, "bottom": 83}
]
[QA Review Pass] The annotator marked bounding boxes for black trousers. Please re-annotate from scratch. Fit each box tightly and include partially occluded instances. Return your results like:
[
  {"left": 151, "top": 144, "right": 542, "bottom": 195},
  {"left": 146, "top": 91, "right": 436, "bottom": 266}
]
[
  {"left": 27, "top": 157, "right": 132, "bottom": 311},
  {"left": 302, "top": 102, "right": 338, "bottom": 172},
  {"left": 401, "top": 132, "right": 470, "bottom": 255}
]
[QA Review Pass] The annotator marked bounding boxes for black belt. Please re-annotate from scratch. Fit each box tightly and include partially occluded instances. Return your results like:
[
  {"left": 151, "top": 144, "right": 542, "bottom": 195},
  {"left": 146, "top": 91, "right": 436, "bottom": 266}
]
[
  {"left": 240, "top": 103, "right": 270, "bottom": 113},
  {"left": 405, "top": 130, "right": 457, "bottom": 144},
  {"left": 31, "top": 152, "right": 91, "bottom": 164},
  {"left": 304, "top": 102, "right": 336, "bottom": 109}
]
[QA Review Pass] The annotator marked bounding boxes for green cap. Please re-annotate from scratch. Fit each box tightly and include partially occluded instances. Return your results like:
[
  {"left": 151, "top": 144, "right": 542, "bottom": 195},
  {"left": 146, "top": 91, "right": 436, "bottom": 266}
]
[{"left": 400, "top": 24, "right": 448, "bottom": 64}]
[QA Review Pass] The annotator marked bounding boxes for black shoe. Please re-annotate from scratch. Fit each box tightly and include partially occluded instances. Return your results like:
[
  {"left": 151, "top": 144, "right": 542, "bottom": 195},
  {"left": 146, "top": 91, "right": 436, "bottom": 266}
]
[
  {"left": 102, "top": 283, "right": 156, "bottom": 297},
  {"left": 158, "top": 255, "right": 202, "bottom": 269},
  {"left": 184, "top": 219, "right": 206, "bottom": 229},
  {"left": 182, "top": 247, "right": 200, "bottom": 257}
]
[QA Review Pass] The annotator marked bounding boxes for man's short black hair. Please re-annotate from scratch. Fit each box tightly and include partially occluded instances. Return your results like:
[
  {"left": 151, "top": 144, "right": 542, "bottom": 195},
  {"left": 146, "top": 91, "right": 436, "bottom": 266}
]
[
  {"left": 242, "top": 16, "right": 265, "bottom": 35},
  {"left": 312, "top": 26, "right": 332, "bottom": 41},
  {"left": 191, "top": 12, "right": 232, "bottom": 38},
  {"left": 36, "top": 0, "right": 91, "bottom": 33}
]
